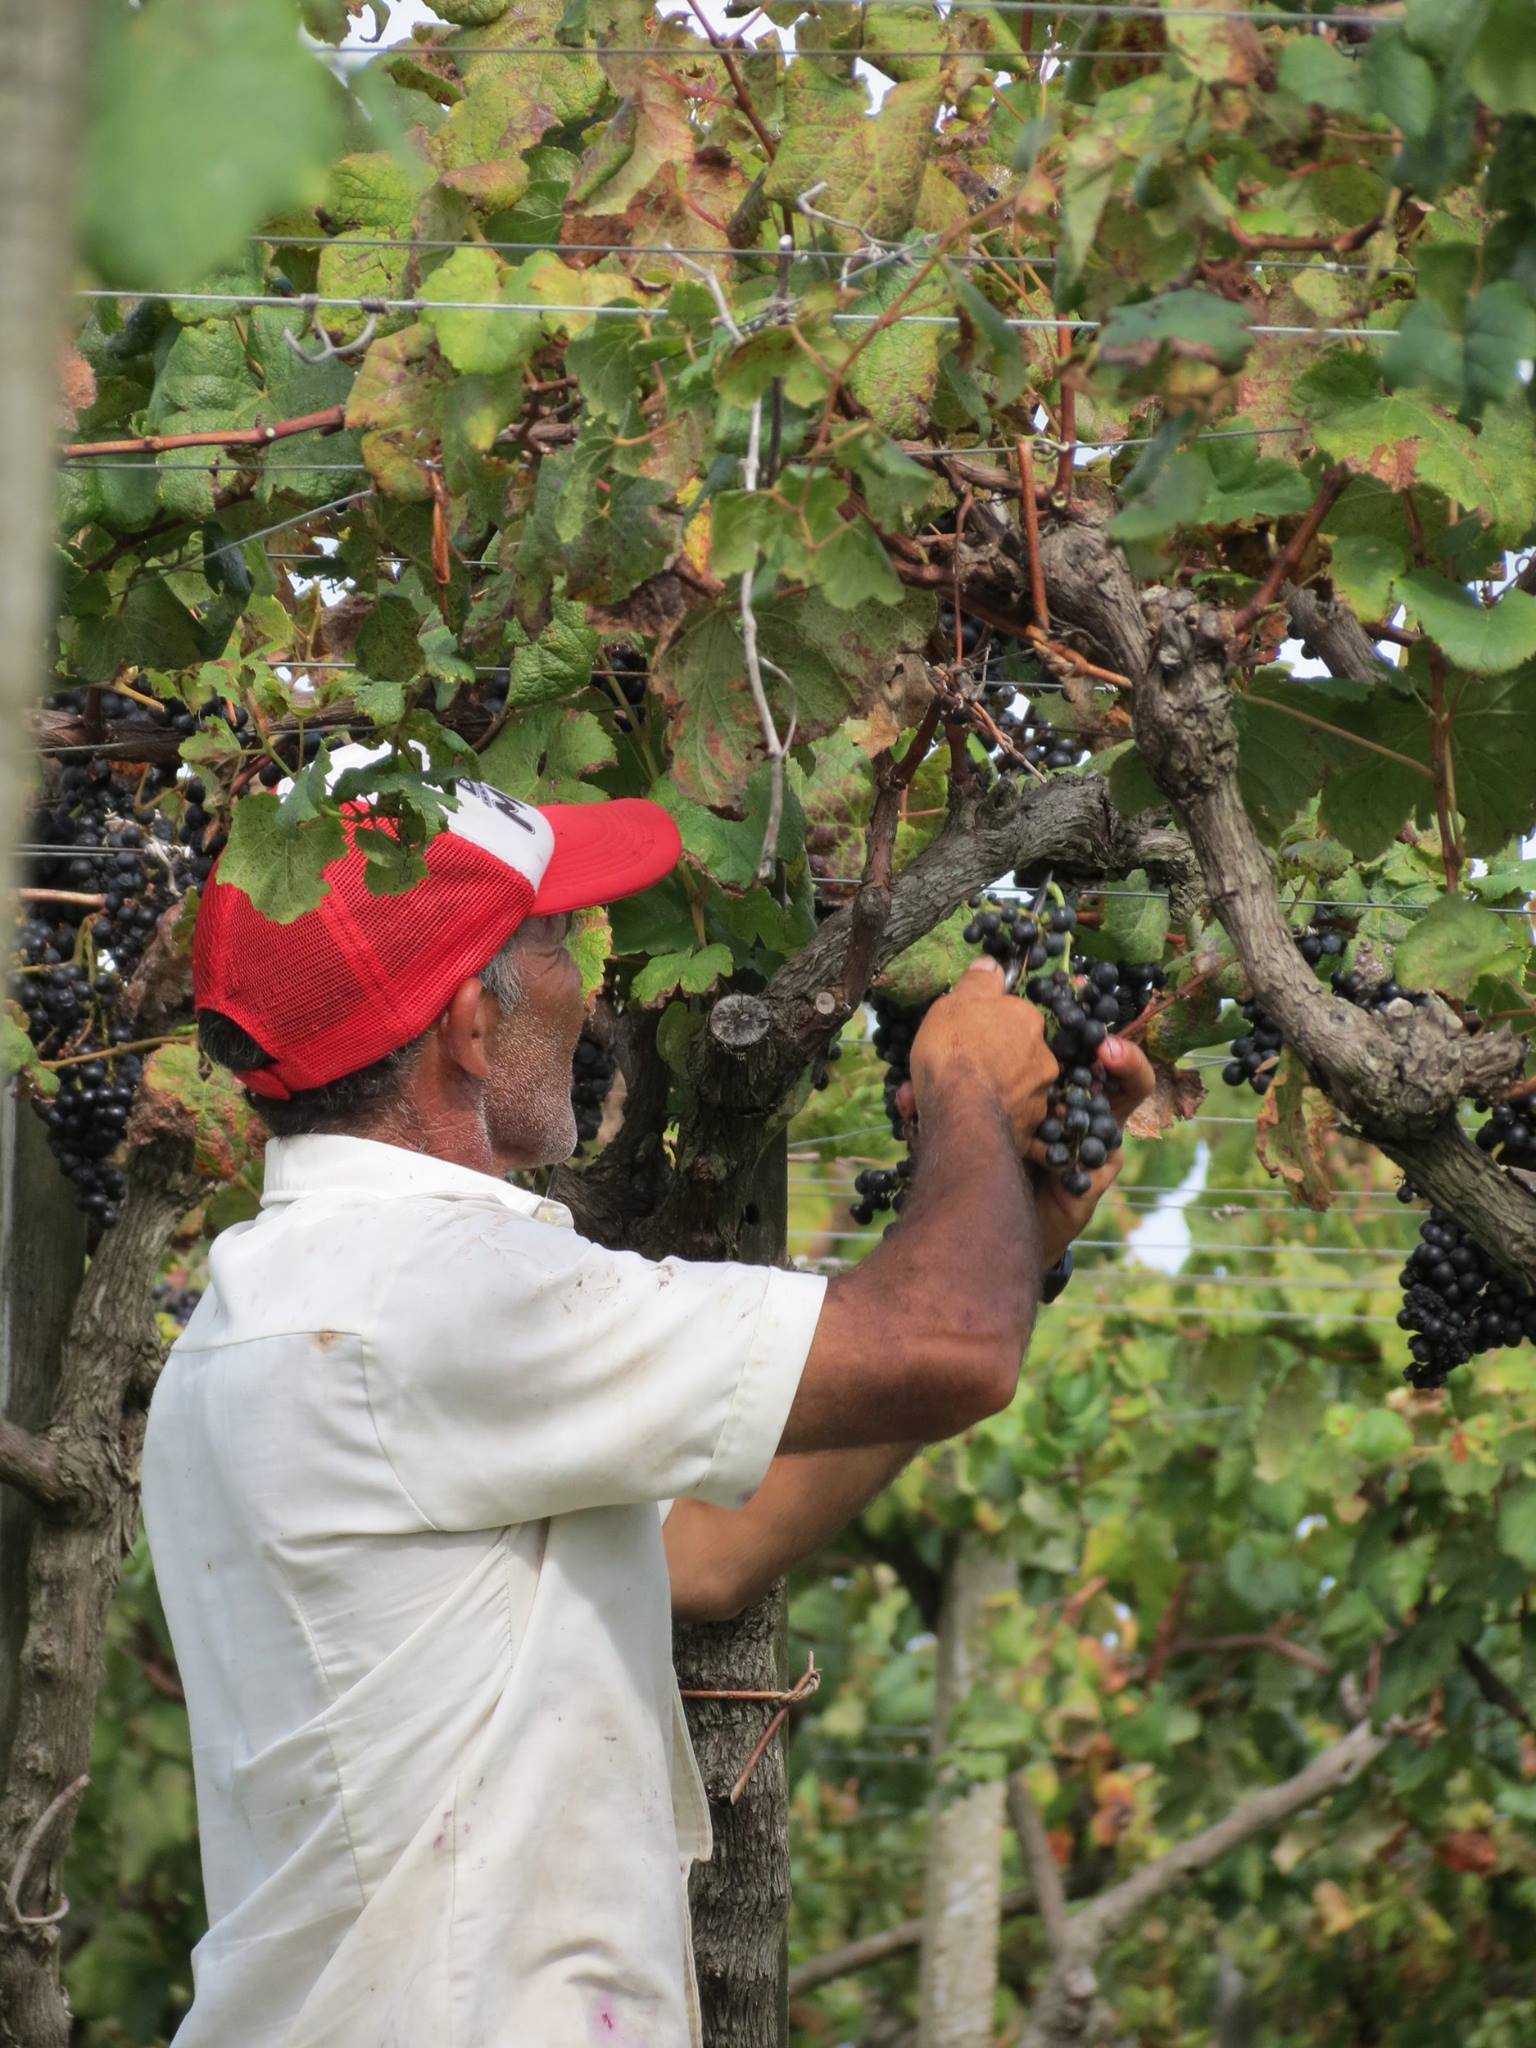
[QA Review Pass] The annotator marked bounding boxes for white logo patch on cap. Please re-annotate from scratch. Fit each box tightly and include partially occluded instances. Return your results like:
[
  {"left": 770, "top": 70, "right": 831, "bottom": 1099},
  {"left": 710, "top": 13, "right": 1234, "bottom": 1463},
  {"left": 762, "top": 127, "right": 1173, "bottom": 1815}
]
[{"left": 446, "top": 781, "right": 555, "bottom": 891}]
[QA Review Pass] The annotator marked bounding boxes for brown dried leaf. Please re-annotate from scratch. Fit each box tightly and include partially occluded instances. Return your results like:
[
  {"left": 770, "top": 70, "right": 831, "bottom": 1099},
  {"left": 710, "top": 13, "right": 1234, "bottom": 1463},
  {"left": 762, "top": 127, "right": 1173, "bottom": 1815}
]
[
  {"left": 1125, "top": 1058, "right": 1206, "bottom": 1137},
  {"left": 60, "top": 342, "right": 97, "bottom": 430},
  {"left": 1436, "top": 1830, "right": 1500, "bottom": 1877},
  {"left": 587, "top": 570, "right": 694, "bottom": 655},
  {"left": 1255, "top": 1051, "right": 1336, "bottom": 1211}
]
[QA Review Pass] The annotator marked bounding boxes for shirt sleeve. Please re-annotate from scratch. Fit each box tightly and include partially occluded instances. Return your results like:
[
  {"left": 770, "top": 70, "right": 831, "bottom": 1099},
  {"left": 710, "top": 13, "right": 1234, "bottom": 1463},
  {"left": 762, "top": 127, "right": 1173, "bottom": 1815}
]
[{"left": 362, "top": 1200, "right": 826, "bottom": 1529}]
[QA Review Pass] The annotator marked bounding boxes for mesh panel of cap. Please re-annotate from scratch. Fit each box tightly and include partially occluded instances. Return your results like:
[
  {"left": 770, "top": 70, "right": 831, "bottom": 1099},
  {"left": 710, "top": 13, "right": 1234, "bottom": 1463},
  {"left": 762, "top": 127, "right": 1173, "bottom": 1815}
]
[{"left": 194, "top": 817, "right": 535, "bottom": 1096}]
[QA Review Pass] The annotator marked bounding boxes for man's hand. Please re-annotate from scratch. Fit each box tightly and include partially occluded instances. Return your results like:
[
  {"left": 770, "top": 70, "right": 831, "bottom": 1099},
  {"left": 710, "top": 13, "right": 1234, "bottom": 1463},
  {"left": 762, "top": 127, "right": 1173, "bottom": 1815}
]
[
  {"left": 1033, "top": 1033, "right": 1155, "bottom": 1268},
  {"left": 909, "top": 957, "right": 1058, "bottom": 1152},
  {"left": 897, "top": 1000, "right": 1154, "bottom": 1273}
]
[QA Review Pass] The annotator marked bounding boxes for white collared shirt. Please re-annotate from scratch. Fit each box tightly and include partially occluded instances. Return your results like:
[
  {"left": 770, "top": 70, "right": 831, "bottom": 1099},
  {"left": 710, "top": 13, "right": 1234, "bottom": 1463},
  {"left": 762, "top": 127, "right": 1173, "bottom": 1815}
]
[{"left": 142, "top": 1134, "right": 824, "bottom": 2048}]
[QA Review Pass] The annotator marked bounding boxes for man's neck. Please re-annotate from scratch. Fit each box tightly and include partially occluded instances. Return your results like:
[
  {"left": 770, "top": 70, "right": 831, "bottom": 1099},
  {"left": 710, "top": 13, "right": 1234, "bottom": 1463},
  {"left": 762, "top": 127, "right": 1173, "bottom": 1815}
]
[{"left": 343, "top": 1107, "right": 508, "bottom": 1182}]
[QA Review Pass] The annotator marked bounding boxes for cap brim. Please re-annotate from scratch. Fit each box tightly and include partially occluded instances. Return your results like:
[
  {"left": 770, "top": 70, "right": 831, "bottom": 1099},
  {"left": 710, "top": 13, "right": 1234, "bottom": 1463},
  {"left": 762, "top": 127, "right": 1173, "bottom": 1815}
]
[{"left": 531, "top": 799, "right": 682, "bottom": 917}]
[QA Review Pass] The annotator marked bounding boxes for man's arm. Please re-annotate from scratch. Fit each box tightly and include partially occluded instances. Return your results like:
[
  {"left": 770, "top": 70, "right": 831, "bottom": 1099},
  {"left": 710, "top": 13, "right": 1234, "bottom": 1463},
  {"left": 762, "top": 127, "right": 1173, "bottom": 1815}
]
[
  {"left": 665, "top": 1030, "right": 1154, "bottom": 1620},
  {"left": 666, "top": 1443, "right": 918, "bottom": 1621}
]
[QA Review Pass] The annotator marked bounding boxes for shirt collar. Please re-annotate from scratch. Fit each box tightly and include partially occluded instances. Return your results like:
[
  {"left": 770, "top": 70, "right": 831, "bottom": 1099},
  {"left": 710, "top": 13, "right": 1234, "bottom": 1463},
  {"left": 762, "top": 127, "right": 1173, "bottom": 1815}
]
[{"left": 259, "top": 1134, "right": 574, "bottom": 1230}]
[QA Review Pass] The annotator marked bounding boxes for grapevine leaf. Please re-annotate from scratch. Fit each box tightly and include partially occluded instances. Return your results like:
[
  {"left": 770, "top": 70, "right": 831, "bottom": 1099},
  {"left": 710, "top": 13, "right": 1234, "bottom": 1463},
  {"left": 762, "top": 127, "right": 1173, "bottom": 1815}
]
[
  {"left": 655, "top": 589, "right": 935, "bottom": 807},
  {"left": 1393, "top": 893, "right": 1522, "bottom": 998},
  {"left": 877, "top": 906, "right": 975, "bottom": 1004},
  {"left": 1255, "top": 1052, "right": 1336, "bottom": 1212},
  {"left": 630, "top": 942, "right": 734, "bottom": 1006},
  {"left": 1361, "top": 28, "right": 1439, "bottom": 141},
  {"left": 476, "top": 706, "right": 617, "bottom": 803},
  {"left": 570, "top": 906, "right": 613, "bottom": 1003},
  {"left": 2, "top": 1011, "right": 59, "bottom": 1099},
  {"left": 1161, "top": 0, "right": 1265, "bottom": 87},
  {"left": 764, "top": 66, "right": 941, "bottom": 242},
  {"left": 216, "top": 791, "right": 348, "bottom": 924},
  {"left": 81, "top": 0, "right": 342, "bottom": 289},
  {"left": 1277, "top": 36, "right": 1365, "bottom": 113},
  {"left": 1463, "top": 281, "right": 1536, "bottom": 413},
  {"left": 1464, "top": 0, "right": 1536, "bottom": 116},
  {"left": 125, "top": 1042, "right": 263, "bottom": 1182},
  {"left": 420, "top": 248, "right": 541, "bottom": 375},
  {"left": 1329, "top": 534, "right": 1406, "bottom": 620},
  {"left": 1496, "top": 1482, "right": 1536, "bottom": 1571},
  {"left": 846, "top": 263, "right": 953, "bottom": 435},
  {"left": 653, "top": 766, "right": 807, "bottom": 890},
  {"left": 506, "top": 597, "right": 597, "bottom": 707},
  {"left": 812, "top": 520, "right": 906, "bottom": 610},
  {"left": 1072, "top": 871, "right": 1169, "bottom": 965},
  {"left": 1398, "top": 571, "right": 1536, "bottom": 675}
]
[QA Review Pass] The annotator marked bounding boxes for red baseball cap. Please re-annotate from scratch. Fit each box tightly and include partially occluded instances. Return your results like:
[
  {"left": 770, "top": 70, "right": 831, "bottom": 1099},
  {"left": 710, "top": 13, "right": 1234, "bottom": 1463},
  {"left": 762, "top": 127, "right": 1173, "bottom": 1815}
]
[{"left": 193, "top": 781, "right": 681, "bottom": 1100}]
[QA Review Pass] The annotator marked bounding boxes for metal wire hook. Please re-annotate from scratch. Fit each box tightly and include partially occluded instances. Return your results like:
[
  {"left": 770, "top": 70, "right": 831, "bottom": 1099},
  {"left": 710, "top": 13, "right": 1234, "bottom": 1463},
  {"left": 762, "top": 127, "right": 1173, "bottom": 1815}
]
[{"left": 282, "top": 298, "right": 381, "bottom": 366}]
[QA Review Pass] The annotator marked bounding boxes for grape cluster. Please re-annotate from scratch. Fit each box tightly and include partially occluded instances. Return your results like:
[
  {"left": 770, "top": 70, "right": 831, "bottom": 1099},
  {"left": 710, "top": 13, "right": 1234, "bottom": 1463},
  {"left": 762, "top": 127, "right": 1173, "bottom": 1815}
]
[
  {"left": 570, "top": 1032, "right": 616, "bottom": 1147},
  {"left": 845, "top": 996, "right": 934, "bottom": 1225},
  {"left": 962, "top": 894, "right": 1075, "bottom": 973},
  {"left": 1028, "top": 959, "right": 1127, "bottom": 1197},
  {"left": 1222, "top": 1000, "right": 1285, "bottom": 1095},
  {"left": 851, "top": 1156, "right": 910, "bottom": 1226},
  {"left": 153, "top": 1277, "right": 204, "bottom": 1328},
  {"left": 10, "top": 746, "right": 206, "bottom": 1223},
  {"left": 1395, "top": 1187, "right": 1536, "bottom": 1389},
  {"left": 1331, "top": 968, "right": 1428, "bottom": 1016},
  {"left": 1222, "top": 919, "right": 1362, "bottom": 1095},
  {"left": 870, "top": 995, "right": 934, "bottom": 1142},
  {"left": 991, "top": 700, "right": 1079, "bottom": 775},
  {"left": 1475, "top": 1102, "right": 1536, "bottom": 1173}
]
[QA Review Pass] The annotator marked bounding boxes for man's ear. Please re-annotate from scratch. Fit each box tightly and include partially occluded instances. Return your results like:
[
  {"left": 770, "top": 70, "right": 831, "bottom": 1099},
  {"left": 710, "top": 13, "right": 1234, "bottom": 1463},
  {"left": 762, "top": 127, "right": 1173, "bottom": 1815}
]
[{"left": 438, "top": 976, "right": 497, "bottom": 1082}]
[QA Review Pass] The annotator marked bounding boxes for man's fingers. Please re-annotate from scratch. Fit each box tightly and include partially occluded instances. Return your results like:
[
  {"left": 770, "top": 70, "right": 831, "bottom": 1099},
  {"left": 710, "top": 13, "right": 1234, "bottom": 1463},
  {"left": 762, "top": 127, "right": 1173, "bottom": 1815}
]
[
  {"left": 1099, "top": 1034, "right": 1155, "bottom": 1124},
  {"left": 895, "top": 1078, "right": 916, "bottom": 1123},
  {"left": 949, "top": 955, "right": 1007, "bottom": 1001}
]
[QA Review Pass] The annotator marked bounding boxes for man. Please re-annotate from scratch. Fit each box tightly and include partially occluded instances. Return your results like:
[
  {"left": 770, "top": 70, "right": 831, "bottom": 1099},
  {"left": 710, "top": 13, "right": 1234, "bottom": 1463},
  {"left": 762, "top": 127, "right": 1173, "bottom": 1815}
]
[{"left": 143, "top": 780, "right": 1150, "bottom": 2048}]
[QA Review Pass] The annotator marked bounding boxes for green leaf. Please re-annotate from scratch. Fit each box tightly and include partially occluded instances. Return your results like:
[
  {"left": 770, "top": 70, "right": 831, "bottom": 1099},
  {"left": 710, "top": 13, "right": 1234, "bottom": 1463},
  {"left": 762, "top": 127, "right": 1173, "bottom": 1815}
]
[
  {"left": 476, "top": 705, "right": 616, "bottom": 804},
  {"left": 1394, "top": 892, "right": 1522, "bottom": 998},
  {"left": 1329, "top": 534, "right": 1407, "bottom": 619},
  {"left": 506, "top": 597, "right": 597, "bottom": 708},
  {"left": 811, "top": 520, "right": 905, "bottom": 610},
  {"left": 764, "top": 66, "right": 941, "bottom": 243},
  {"left": 570, "top": 905, "right": 613, "bottom": 1003},
  {"left": 566, "top": 317, "right": 645, "bottom": 422},
  {"left": 1073, "top": 869, "right": 1169, "bottom": 964},
  {"left": 1497, "top": 1482, "right": 1536, "bottom": 1571},
  {"left": 953, "top": 282, "right": 1029, "bottom": 406},
  {"left": 654, "top": 766, "right": 806, "bottom": 889},
  {"left": 1381, "top": 300, "right": 1465, "bottom": 407},
  {"left": 878, "top": 905, "right": 975, "bottom": 1004},
  {"left": 1098, "top": 289, "right": 1255, "bottom": 383},
  {"left": 81, "top": 0, "right": 342, "bottom": 290},
  {"left": 420, "top": 248, "right": 540, "bottom": 376},
  {"left": 1191, "top": 428, "right": 1313, "bottom": 525},
  {"left": 2, "top": 1011, "right": 58, "bottom": 1098},
  {"left": 1463, "top": 282, "right": 1536, "bottom": 414},
  {"left": 216, "top": 791, "right": 348, "bottom": 924},
  {"left": 1108, "top": 451, "right": 1209, "bottom": 542},
  {"left": 357, "top": 595, "right": 427, "bottom": 683},
  {"left": 1277, "top": 36, "right": 1365, "bottom": 113},
  {"left": 1299, "top": 352, "right": 1536, "bottom": 548},
  {"left": 1232, "top": 693, "right": 1335, "bottom": 841},
  {"left": 630, "top": 942, "right": 734, "bottom": 1006},
  {"left": 1398, "top": 572, "right": 1536, "bottom": 675},
  {"left": 1465, "top": 0, "right": 1536, "bottom": 115},
  {"left": 131, "top": 1042, "right": 261, "bottom": 1181},
  {"left": 847, "top": 262, "right": 953, "bottom": 434},
  {"left": 1361, "top": 28, "right": 1439, "bottom": 141},
  {"left": 655, "top": 589, "right": 934, "bottom": 808},
  {"left": 1375, "top": 1608, "right": 1464, "bottom": 1721}
]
